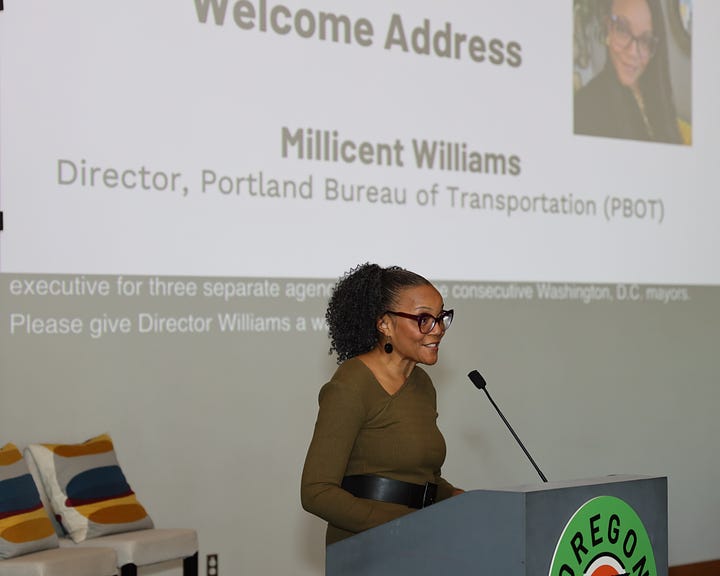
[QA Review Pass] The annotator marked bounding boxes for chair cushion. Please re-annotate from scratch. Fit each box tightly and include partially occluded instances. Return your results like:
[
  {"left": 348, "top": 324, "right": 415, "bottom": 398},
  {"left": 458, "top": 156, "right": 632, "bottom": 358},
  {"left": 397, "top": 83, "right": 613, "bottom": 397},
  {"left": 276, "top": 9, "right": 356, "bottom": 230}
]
[
  {"left": 0, "top": 443, "right": 59, "bottom": 559},
  {"left": 0, "top": 545, "right": 117, "bottom": 576},
  {"left": 25, "top": 434, "right": 153, "bottom": 543},
  {"left": 59, "top": 528, "right": 198, "bottom": 567}
]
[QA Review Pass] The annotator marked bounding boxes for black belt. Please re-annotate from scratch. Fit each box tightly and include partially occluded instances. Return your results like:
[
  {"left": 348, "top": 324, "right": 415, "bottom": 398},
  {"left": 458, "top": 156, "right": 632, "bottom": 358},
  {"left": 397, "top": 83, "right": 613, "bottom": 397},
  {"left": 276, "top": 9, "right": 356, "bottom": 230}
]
[{"left": 341, "top": 474, "right": 437, "bottom": 509}]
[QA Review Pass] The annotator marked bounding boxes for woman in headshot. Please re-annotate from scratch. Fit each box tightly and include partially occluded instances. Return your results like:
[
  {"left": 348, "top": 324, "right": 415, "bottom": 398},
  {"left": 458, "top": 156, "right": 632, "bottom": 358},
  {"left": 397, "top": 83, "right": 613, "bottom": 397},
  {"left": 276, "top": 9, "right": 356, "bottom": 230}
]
[
  {"left": 574, "top": 0, "right": 683, "bottom": 144},
  {"left": 301, "top": 263, "right": 462, "bottom": 545}
]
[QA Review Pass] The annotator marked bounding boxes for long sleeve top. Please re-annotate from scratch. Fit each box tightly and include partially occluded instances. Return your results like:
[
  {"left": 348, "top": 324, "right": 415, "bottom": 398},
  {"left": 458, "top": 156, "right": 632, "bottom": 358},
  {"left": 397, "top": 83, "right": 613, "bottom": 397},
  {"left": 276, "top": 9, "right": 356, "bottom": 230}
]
[{"left": 301, "top": 357, "right": 456, "bottom": 544}]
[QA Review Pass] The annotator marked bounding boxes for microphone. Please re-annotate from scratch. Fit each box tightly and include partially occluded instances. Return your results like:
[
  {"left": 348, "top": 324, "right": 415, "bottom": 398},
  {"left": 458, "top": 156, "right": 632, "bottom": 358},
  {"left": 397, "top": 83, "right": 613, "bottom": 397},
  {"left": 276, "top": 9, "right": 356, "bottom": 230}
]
[{"left": 468, "top": 370, "right": 548, "bottom": 483}]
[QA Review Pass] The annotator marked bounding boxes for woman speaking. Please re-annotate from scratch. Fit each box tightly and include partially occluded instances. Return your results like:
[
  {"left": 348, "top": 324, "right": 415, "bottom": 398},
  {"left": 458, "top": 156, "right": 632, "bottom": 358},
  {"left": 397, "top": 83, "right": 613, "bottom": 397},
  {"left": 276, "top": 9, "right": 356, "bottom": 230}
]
[{"left": 301, "top": 263, "right": 462, "bottom": 545}]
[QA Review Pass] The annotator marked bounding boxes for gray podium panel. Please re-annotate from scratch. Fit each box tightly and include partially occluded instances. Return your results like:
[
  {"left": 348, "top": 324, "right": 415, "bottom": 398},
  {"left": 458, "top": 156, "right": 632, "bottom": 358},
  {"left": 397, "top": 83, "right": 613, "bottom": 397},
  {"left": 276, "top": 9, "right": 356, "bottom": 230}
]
[{"left": 326, "top": 475, "right": 667, "bottom": 576}]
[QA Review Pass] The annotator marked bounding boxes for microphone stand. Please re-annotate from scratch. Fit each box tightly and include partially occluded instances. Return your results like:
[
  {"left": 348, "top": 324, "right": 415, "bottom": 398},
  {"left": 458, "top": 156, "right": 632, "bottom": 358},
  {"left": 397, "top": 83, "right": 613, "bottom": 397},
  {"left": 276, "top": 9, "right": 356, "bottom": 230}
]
[{"left": 468, "top": 370, "right": 548, "bottom": 483}]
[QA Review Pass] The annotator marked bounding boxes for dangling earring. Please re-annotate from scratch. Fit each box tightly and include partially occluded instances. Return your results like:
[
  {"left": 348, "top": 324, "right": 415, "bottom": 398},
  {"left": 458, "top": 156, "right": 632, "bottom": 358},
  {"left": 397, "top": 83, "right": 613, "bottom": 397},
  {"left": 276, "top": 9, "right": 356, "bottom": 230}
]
[{"left": 384, "top": 338, "right": 393, "bottom": 354}]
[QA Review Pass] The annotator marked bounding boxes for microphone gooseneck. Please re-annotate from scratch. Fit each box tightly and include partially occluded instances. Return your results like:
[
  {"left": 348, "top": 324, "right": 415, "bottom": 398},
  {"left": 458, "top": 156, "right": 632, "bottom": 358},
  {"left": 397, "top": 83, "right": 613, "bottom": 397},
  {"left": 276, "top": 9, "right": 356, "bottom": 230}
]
[{"left": 467, "top": 370, "right": 548, "bottom": 483}]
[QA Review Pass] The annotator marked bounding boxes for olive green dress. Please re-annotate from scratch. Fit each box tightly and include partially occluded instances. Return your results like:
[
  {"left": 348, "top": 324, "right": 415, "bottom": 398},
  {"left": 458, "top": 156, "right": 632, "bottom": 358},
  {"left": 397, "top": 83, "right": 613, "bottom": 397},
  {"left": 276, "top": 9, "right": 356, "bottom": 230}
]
[{"left": 301, "top": 357, "right": 457, "bottom": 544}]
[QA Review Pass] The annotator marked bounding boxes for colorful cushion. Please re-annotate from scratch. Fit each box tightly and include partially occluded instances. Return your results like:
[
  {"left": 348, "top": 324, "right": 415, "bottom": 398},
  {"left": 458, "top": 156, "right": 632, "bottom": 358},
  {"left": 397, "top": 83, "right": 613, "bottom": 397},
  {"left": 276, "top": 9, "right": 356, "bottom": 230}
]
[
  {"left": 26, "top": 434, "right": 154, "bottom": 543},
  {"left": 0, "top": 443, "right": 59, "bottom": 559}
]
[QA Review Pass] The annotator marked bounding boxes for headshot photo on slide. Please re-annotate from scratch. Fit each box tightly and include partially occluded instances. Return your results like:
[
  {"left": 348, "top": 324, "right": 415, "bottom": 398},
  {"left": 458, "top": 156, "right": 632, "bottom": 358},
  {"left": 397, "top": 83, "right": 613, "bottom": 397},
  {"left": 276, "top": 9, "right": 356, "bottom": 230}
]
[{"left": 573, "top": 0, "right": 692, "bottom": 145}]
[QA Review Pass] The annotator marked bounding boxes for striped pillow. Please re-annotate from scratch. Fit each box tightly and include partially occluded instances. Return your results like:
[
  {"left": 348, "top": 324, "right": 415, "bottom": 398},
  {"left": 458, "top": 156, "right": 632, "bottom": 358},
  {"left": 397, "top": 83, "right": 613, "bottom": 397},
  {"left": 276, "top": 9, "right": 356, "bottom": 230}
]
[
  {"left": 0, "top": 443, "right": 59, "bottom": 559},
  {"left": 26, "top": 434, "right": 153, "bottom": 543}
]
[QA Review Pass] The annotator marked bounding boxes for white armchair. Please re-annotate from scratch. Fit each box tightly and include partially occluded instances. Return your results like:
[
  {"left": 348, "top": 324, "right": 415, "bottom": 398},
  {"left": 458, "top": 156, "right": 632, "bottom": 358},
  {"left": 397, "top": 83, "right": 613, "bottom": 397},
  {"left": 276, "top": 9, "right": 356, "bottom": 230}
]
[
  {"left": 23, "top": 435, "right": 199, "bottom": 576},
  {"left": 1, "top": 546, "right": 118, "bottom": 576},
  {"left": 58, "top": 528, "right": 198, "bottom": 576}
]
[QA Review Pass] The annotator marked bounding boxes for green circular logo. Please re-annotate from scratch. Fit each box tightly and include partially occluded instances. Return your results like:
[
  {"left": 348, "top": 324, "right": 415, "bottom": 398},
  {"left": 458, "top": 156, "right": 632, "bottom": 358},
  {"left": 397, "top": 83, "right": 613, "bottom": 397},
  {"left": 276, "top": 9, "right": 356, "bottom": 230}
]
[{"left": 549, "top": 496, "right": 657, "bottom": 576}]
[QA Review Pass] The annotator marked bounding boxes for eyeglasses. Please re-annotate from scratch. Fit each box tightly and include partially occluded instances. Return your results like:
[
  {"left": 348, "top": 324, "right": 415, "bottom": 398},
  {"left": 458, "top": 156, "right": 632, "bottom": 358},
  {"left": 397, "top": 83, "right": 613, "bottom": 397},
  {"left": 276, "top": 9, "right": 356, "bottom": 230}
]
[
  {"left": 609, "top": 14, "right": 658, "bottom": 59},
  {"left": 385, "top": 309, "right": 454, "bottom": 334}
]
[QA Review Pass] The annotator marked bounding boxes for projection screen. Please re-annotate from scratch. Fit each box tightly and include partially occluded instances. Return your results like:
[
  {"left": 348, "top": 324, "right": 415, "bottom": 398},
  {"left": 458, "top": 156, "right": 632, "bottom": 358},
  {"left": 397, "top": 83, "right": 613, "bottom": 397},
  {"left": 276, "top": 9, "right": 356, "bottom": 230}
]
[{"left": 1, "top": 1, "right": 718, "bottom": 575}]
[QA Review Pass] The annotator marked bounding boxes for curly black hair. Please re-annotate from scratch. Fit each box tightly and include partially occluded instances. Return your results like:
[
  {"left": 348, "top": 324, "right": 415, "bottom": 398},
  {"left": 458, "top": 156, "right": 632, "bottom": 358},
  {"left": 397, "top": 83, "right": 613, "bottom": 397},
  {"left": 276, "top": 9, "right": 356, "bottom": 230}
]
[{"left": 326, "top": 263, "right": 432, "bottom": 363}]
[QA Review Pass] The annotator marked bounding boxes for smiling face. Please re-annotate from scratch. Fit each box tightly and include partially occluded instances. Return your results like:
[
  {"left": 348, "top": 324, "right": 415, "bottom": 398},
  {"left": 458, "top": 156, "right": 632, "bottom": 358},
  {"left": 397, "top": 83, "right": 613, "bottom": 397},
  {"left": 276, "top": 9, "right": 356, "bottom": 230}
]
[
  {"left": 383, "top": 284, "right": 448, "bottom": 366},
  {"left": 607, "top": 0, "right": 654, "bottom": 88}
]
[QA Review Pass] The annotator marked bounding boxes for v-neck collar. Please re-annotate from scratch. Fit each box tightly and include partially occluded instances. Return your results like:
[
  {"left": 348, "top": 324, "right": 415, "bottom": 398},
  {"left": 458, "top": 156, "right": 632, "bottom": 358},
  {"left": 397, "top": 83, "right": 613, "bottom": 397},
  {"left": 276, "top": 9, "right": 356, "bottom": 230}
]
[{"left": 355, "top": 356, "right": 415, "bottom": 398}]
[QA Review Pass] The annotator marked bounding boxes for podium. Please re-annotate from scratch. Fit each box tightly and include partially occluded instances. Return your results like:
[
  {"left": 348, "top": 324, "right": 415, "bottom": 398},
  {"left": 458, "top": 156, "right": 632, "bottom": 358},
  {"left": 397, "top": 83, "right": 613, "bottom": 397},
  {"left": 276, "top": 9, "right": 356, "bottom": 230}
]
[{"left": 327, "top": 475, "right": 667, "bottom": 576}]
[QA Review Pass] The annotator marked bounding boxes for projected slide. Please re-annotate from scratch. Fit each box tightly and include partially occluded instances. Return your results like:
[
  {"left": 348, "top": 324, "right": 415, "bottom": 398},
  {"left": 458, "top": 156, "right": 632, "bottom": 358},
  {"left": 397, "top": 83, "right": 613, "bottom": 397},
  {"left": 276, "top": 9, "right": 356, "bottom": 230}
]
[
  {"left": 1, "top": 1, "right": 716, "bottom": 283},
  {"left": 2, "top": 5, "right": 720, "bottom": 576}
]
